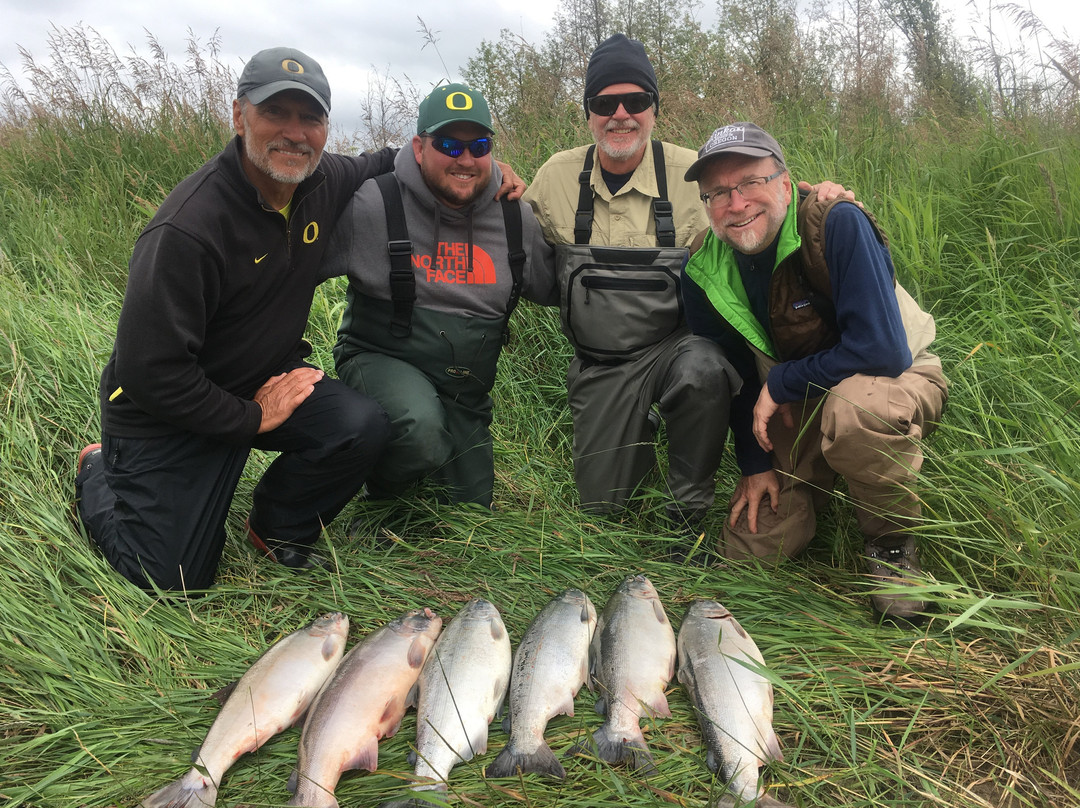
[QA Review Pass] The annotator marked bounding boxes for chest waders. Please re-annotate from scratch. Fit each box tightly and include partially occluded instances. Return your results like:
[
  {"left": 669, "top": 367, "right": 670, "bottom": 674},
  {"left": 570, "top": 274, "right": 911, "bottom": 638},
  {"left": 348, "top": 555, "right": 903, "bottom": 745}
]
[
  {"left": 556, "top": 141, "right": 689, "bottom": 363},
  {"left": 369, "top": 174, "right": 528, "bottom": 505}
]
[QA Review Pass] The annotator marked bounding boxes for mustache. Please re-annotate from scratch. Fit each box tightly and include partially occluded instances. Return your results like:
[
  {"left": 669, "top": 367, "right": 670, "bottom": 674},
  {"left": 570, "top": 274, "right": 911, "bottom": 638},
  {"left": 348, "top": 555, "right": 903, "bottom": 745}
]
[
  {"left": 604, "top": 118, "right": 640, "bottom": 132},
  {"left": 267, "top": 139, "right": 314, "bottom": 155}
]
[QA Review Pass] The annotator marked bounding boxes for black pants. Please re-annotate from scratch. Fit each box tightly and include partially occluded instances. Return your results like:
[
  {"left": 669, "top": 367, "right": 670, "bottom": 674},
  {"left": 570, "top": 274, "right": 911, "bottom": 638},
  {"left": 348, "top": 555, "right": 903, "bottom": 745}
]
[{"left": 76, "top": 377, "right": 389, "bottom": 591}]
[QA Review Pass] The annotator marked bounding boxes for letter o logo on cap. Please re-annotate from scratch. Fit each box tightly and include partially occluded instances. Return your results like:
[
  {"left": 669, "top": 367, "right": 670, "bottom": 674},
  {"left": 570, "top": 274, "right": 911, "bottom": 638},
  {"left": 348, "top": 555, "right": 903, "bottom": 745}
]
[
  {"left": 282, "top": 59, "right": 305, "bottom": 75},
  {"left": 445, "top": 92, "right": 473, "bottom": 111}
]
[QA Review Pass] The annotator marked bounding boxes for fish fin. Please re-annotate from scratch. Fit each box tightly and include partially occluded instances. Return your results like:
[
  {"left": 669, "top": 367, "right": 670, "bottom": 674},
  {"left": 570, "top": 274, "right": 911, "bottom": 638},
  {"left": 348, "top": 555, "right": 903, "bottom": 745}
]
[
  {"left": 580, "top": 659, "right": 593, "bottom": 693},
  {"left": 492, "top": 676, "right": 510, "bottom": 716},
  {"left": 651, "top": 598, "right": 669, "bottom": 626},
  {"left": 646, "top": 691, "right": 672, "bottom": 718},
  {"left": 705, "top": 748, "right": 719, "bottom": 774},
  {"left": 731, "top": 619, "right": 750, "bottom": 641},
  {"left": 211, "top": 680, "right": 236, "bottom": 706},
  {"left": 321, "top": 633, "right": 340, "bottom": 661},
  {"left": 468, "top": 725, "right": 490, "bottom": 756},
  {"left": 486, "top": 738, "right": 566, "bottom": 779},
  {"left": 407, "top": 749, "right": 417, "bottom": 766},
  {"left": 500, "top": 714, "right": 511, "bottom": 734},
  {"left": 553, "top": 690, "right": 576, "bottom": 718},
  {"left": 405, "top": 682, "right": 419, "bottom": 710},
  {"left": 574, "top": 725, "right": 658, "bottom": 777},
  {"left": 677, "top": 661, "right": 696, "bottom": 693},
  {"left": 579, "top": 599, "right": 592, "bottom": 624},
  {"left": 382, "top": 698, "right": 407, "bottom": 739},
  {"left": 407, "top": 635, "right": 429, "bottom": 669},
  {"left": 593, "top": 696, "right": 607, "bottom": 717},
  {"left": 489, "top": 616, "right": 506, "bottom": 642},
  {"left": 287, "top": 767, "right": 298, "bottom": 794},
  {"left": 138, "top": 767, "right": 218, "bottom": 808},
  {"left": 346, "top": 736, "right": 381, "bottom": 772},
  {"left": 381, "top": 694, "right": 404, "bottom": 724},
  {"left": 763, "top": 729, "right": 784, "bottom": 763}
]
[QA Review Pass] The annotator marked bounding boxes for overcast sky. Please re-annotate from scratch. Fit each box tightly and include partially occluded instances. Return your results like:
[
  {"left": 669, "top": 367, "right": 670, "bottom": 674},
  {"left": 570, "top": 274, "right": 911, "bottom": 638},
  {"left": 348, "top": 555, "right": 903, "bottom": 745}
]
[
  {"left": 3, "top": 0, "right": 1076, "bottom": 136},
  {"left": 1, "top": 0, "right": 563, "bottom": 135}
]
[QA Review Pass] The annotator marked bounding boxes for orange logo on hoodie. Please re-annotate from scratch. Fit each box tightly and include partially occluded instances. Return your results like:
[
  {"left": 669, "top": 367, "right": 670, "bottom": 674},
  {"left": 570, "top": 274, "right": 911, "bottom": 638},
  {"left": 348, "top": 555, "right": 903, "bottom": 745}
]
[{"left": 413, "top": 242, "right": 496, "bottom": 284}]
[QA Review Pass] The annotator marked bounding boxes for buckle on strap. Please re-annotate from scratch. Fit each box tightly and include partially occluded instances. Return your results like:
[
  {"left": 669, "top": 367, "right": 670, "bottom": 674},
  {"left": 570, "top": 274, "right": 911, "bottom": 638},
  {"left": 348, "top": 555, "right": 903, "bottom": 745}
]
[{"left": 387, "top": 239, "right": 412, "bottom": 257}]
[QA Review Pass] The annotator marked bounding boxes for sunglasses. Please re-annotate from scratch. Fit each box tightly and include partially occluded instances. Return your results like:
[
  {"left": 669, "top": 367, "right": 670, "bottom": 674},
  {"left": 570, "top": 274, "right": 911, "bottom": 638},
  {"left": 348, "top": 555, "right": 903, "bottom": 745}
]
[
  {"left": 586, "top": 92, "right": 656, "bottom": 117},
  {"left": 425, "top": 135, "right": 493, "bottom": 159}
]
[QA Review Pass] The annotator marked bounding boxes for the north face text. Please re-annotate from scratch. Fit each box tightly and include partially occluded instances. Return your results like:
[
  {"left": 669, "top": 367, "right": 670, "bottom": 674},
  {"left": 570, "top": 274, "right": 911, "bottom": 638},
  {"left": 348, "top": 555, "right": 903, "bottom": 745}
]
[{"left": 414, "top": 242, "right": 496, "bottom": 284}]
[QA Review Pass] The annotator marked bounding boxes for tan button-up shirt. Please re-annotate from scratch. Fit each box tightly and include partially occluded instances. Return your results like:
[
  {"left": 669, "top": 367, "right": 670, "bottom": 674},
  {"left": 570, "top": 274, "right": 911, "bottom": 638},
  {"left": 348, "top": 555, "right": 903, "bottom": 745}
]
[{"left": 524, "top": 141, "right": 707, "bottom": 249}]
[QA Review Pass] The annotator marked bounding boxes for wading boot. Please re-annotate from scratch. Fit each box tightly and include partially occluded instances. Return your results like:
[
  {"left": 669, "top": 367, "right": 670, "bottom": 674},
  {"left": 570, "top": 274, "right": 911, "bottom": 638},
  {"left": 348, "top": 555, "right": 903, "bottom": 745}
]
[
  {"left": 74, "top": 443, "right": 103, "bottom": 549},
  {"left": 246, "top": 513, "right": 327, "bottom": 571},
  {"left": 864, "top": 535, "right": 928, "bottom": 622}
]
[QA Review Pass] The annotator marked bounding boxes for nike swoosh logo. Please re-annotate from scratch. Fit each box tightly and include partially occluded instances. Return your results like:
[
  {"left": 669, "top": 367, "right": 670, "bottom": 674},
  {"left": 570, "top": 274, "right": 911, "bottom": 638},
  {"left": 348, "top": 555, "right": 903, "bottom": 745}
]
[{"left": 254, "top": 254, "right": 268, "bottom": 264}]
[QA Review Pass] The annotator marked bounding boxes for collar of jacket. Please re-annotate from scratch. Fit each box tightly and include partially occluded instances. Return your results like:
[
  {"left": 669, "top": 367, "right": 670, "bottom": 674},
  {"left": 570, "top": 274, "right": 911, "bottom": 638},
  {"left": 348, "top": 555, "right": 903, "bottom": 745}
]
[{"left": 685, "top": 189, "right": 802, "bottom": 359}]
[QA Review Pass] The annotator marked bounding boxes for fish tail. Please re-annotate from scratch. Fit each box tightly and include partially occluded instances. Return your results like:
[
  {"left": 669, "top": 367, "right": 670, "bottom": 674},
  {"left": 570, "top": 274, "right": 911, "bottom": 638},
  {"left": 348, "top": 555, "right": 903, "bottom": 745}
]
[
  {"left": 138, "top": 767, "right": 219, "bottom": 808},
  {"left": 486, "top": 738, "right": 566, "bottom": 779},
  {"left": 570, "top": 725, "right": 657, "bottom": 777}
]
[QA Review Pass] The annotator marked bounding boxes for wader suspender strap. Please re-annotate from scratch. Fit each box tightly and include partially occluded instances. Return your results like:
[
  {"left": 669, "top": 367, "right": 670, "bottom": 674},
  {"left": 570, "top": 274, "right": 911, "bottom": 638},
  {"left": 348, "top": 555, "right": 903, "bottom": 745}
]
[
  {"left": 376, "top": 174, "right": 525, "bottom": 342},
  {"left": 573, "top": 141, "right": 676, "bottom": 248},
  {"left": 651, "top": 143, "right": 676, "bottom": 247},
  {"left": 500, "top": 198, "right": 526, "bottom": 344},
  {"left": 376, "top": 173, "right": 415, "bottom": 337},
  {"left": 573, "top": 146, "right": 597, "bottom": 245}
]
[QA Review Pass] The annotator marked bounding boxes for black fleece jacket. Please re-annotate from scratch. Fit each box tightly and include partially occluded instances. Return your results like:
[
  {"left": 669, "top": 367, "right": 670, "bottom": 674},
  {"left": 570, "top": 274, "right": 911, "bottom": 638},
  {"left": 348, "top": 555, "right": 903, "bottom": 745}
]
[{"left": 99, "top": 136, "right": 395, "bottom": 444}]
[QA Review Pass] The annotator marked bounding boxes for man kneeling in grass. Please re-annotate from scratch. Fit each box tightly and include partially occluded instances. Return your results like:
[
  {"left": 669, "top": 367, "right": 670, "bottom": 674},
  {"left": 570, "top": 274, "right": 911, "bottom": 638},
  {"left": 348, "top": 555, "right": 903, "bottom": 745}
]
[{"left": 682, "top": 123, "right": 948, "bottom": 621}]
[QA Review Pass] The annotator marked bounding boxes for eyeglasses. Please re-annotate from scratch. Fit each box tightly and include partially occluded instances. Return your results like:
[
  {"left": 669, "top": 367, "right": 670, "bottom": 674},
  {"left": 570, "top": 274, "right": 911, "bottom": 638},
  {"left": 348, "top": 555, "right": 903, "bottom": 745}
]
[
  {"left": 585, "top": 92, "right": 656, "bottom": 117},
  {"left": 699, "top": 169, "right": 785, "bottom": 208},
  {"left": 424, "top": 135, "right": 493, "bottom": 159}
]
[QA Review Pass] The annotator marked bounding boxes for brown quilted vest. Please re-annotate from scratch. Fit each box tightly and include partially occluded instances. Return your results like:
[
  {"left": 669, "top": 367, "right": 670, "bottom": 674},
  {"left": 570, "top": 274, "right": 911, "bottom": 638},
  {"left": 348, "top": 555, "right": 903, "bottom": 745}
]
[{"left": 768, "top": 189, "right": 893, "bottom": 361}]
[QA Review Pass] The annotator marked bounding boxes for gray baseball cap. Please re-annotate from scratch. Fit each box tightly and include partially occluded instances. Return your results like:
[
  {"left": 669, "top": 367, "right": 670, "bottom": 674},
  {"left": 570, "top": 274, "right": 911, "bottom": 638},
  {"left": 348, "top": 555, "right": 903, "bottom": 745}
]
[
  {"left": 237, "top": 47, "right": 331, "bottom": 115},
  {"left": 684, "top": 122, "right": 786, "bottom": 182}
]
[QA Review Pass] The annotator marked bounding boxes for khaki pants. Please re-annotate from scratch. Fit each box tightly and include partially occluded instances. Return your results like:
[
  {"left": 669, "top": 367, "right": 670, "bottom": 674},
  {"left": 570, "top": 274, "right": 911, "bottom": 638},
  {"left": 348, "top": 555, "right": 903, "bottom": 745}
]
[{"left": 719, "top": 363, "right": 948, "bottom": 562}]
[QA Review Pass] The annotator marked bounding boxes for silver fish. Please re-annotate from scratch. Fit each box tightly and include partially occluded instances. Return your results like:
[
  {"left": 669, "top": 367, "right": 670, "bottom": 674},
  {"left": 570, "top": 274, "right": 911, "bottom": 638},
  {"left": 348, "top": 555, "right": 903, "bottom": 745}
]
[
  {"left": 288, "top": 608, "right": 442, "bottom": 808},
  {"left": 139, "top": 611, "right": 349, "bottom": 808},
  {"left": 677, "top": 600, "right": 785, "bottom": 803},
  {"left": 485, "top": 588, "right": 596, "bottom": 779},
  {"left": 573, "top": 575, "right": 675, "bottom": 775},
  {"left": 383, "top": 598, "right": 511, "bottom": 806}
]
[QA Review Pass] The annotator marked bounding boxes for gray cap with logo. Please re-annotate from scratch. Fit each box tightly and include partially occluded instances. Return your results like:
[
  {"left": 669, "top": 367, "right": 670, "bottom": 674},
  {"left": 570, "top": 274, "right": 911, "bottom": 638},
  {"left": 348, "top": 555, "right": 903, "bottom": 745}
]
[
  {"left": 684, "top": 122, "right": 786, "bottom": 182},
  {"left": 237, "top": 47, "right": 331, "bottom": 115}
]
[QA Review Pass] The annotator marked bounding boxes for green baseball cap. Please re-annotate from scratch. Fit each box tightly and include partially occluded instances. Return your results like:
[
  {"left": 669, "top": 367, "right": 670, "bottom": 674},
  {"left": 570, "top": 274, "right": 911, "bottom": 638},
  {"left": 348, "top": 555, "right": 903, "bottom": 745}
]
[
  {"left": 237, "top": 47, "right": 331, "bottom": 115},
  {"left": 417, "top": 83, "right": 493, "bottom": 135}
]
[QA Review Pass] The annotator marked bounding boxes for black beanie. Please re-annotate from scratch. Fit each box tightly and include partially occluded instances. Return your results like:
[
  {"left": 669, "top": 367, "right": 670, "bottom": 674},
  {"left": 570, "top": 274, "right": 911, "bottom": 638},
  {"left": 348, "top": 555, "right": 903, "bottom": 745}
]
[{"left": 583, "top": 34, "right": 660, "bottom": 116}]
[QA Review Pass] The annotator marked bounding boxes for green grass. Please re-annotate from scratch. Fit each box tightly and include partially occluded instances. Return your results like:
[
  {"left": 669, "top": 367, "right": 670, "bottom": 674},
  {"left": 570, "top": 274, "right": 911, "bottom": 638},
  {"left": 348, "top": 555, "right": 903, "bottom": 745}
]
[{"left": 2, "top": 28, "right": 1079, "bottom": 808}]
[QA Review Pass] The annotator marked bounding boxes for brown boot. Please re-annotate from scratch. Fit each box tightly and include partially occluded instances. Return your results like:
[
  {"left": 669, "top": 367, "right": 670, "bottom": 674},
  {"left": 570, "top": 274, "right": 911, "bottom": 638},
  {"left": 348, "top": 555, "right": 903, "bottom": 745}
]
[{"left": 864, "top": 535, "right": 928, "bottom": 621}]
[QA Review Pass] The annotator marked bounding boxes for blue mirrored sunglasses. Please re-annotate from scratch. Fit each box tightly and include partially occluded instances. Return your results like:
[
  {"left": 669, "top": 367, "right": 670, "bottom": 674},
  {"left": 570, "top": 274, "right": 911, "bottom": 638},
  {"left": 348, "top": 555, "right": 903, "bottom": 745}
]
[{"left": 426, "top": 135, "right": 493, "bottom": 159}]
